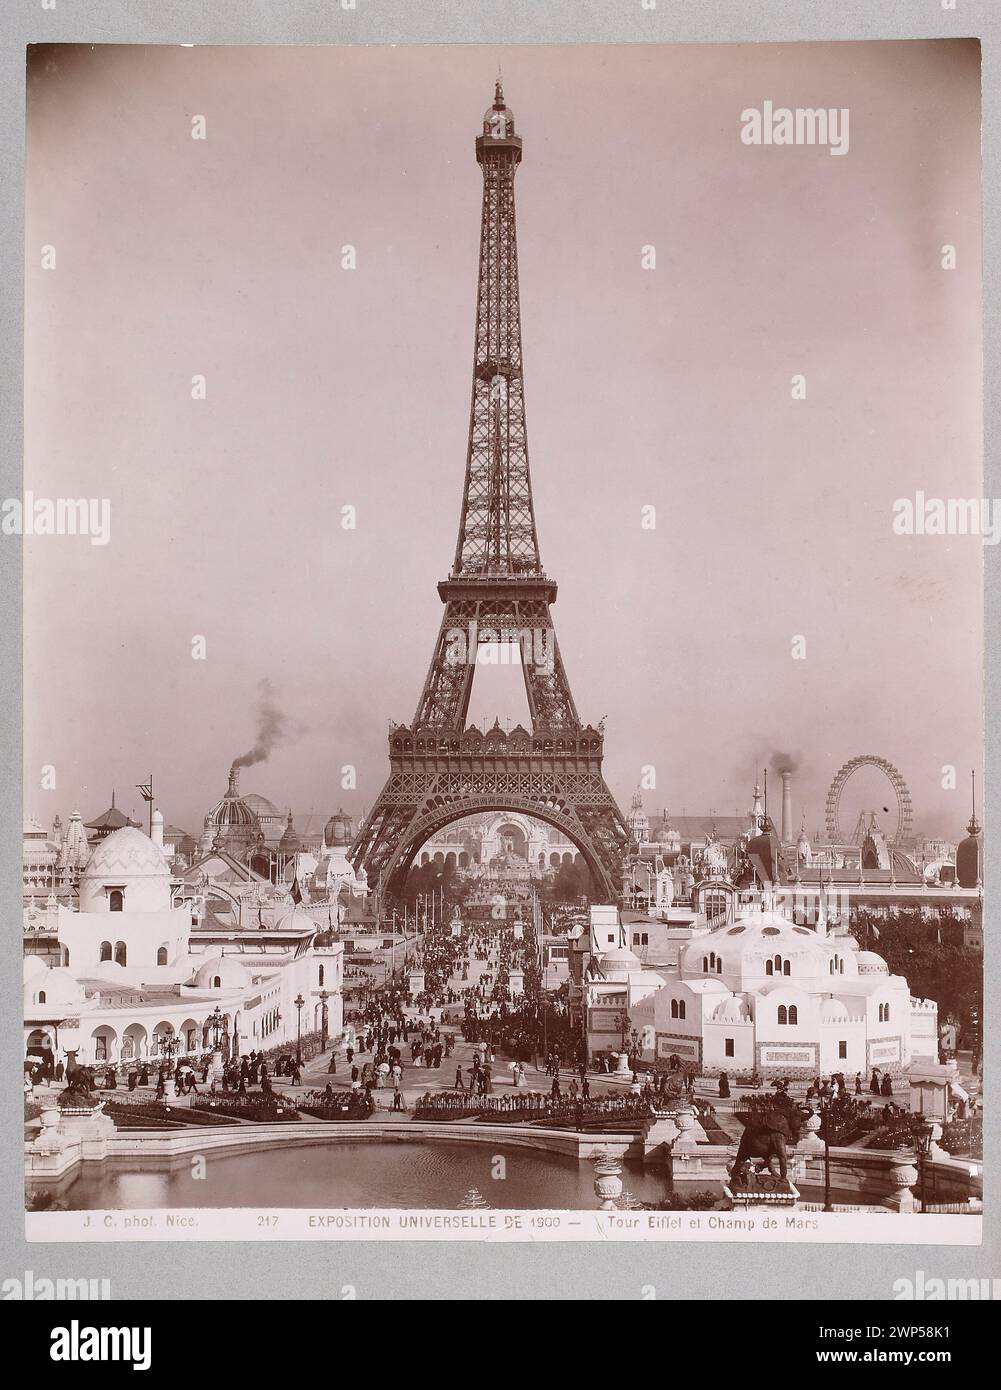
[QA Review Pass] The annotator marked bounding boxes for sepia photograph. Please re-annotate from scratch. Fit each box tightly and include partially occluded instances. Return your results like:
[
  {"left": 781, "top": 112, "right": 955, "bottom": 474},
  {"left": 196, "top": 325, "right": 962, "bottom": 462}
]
[{"left": 18, "top": 37, "right": 984, "bottom": 1244}]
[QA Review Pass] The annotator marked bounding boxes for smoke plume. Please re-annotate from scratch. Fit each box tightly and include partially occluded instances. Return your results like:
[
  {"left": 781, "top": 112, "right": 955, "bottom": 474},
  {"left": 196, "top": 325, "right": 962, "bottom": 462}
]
[
  {"left": 232, "top": 679, "right": 288, "bottom": 769},
  {"left": 771, "top": 750, "right": 801, "bottom": 775}
]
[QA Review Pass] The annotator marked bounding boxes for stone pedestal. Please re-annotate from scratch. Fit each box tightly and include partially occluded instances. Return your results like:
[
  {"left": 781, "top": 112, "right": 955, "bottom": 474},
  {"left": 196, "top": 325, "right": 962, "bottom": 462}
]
[
  {"left": 879, "top": 1153, "right": 919, "bottom": 1214},
  {"left": 611, "top": 1051, "right": 632, "bottom": 1078},
  {"left": 924, "top": 1120, "right": 946, "bottom": 1163},
  {"left": 797, "top": 1100, "right": 825, "bottom": 1155},
  {"left": 407, "top": 970, "right": 425, "bottom": 999},
  {"left": 723, "top": 1180, "right": 801, "bottom": 1212},
  {"left": 29, "top": 1103, "right": 64, "bottom": 1158},
  {"left": 671, "top": 1106, "right": 707, "bottom": 1151},
  {"left": 643, "top": 1111, "right": 681, "bottom": 1156},
  {"left": 593, "top": 1153, "right": 624, "bottom": 1211},
  {"left": 58, "top": 1102, "right": 116, "bottom": 1162}
]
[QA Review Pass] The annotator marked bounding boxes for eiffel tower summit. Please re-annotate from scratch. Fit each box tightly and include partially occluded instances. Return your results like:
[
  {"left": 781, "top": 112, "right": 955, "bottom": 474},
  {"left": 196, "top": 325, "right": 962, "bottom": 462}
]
[{"left": 350, "top": 81, "right": 630, "bottom": 903}]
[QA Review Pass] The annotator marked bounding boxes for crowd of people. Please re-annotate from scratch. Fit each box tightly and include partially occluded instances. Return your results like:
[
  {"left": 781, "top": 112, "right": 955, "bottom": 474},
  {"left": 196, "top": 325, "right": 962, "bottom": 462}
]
[{"left": 413, "top": 1088, "right": 655, "bottom": 1127}]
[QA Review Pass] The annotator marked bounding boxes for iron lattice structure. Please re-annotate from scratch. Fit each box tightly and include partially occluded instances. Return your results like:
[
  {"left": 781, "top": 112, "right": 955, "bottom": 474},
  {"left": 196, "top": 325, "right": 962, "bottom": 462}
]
[{"left": 350, "top": 83, "right": 629, "bottom": 902}]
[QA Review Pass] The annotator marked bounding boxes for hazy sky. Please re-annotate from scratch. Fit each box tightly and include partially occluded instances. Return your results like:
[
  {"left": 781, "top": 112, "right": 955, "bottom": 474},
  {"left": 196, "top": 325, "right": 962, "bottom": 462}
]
[{"left": 23, "top": 40, "right": 982, "bottom": 841}]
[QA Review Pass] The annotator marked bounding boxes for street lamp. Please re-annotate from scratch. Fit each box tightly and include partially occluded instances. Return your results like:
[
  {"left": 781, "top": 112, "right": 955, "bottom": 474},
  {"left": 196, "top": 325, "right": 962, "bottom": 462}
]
[
  {"left": 294, "top": 993, "right": 305, "bottom": 1067},
  {"left": 821, "top": 1096, "right": 833, "bottom": 1212},
  {"left": 206, "top": 1006, "right": 225, "bottom": 1084},
  {"left": 158, "top": 1031, "right": 178, "bottom": 1065},
  {"left": 914, "top": 1119, "right": 936, "bottom": 1214},
  {"left": 318, "top": 989, "right": 330, "bottom": 1051}
]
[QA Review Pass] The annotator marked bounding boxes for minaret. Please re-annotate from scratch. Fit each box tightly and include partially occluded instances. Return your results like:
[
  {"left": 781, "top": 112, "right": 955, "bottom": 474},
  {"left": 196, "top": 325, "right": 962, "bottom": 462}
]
[
  {"left": 750, "top": 776, "right": 764, "bottom": 833},
  {"left": 956, "top": 768, "right": 983, "bottom": 890}
]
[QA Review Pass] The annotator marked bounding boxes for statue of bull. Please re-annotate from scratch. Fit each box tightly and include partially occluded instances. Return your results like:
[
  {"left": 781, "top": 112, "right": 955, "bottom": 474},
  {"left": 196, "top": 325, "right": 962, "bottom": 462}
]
[{"left": 729, "top": 1099, "right": 805, "bottom": 1188}]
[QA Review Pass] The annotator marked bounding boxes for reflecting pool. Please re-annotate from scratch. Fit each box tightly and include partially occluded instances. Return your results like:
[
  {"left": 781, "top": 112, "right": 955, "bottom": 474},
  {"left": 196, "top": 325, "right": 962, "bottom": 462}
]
[{"left": 35, "top": 1140, "right": 692, "bottom": 1211}]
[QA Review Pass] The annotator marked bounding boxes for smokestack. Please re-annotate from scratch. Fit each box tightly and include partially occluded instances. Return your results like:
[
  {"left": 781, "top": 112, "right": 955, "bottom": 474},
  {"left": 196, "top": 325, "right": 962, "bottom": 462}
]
[
  {"left": 151, "top": 809, "right": 164, "bottom": 850},
  {"left": 781, "top": 770, "right": 793, "bottom": 845},
  {"left": 227, "top": 763, "right": 240, "bottom": 798}
]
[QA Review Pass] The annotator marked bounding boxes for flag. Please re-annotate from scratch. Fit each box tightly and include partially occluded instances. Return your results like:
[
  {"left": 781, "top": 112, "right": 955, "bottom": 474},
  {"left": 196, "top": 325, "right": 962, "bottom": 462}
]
[
  {"left": 871, "top": 924, "right": 880, "bottom": 939},
  {"left": 136, "top": 780, "right": 153, "bottom": 803}
]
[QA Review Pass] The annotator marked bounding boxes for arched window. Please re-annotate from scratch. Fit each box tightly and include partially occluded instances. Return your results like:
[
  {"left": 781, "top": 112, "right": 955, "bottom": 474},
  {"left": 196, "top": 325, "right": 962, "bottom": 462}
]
[
  {"left": 213, "top": 976, "right": 221, "bottom": 989},
  {"left": 38, "top": 991, "right": 46, "bottom": 1004},
  {"left": 671, "top": 999, "right": 678, "bottom": 1019},
  {"left": 99, "top": 941, "right": 112, "bottom": 962},
  {"left": 702, "top": 957, "right": 709, "bottom": 973},
  {"left": 773, "top": 954, "right": 782, "bottom": 971},
  {"left": 830, "top": 960, "right": 835, "bottom": 974},
  {"left": 678, "top": 999, "right": 686, "bottom": 1020},
  {"left": 778, "top": 1005, "right": 787, "bottom": 1025},
  {"left": 109, "top": 889, "right": 124, "bottom": 912},
  {"left": 318, "top": 965, "right": 325, "bottom": 987},
  {"left": 765, "top": 960, "right": 773, "bottom": 976},
  {"left": 789, "top": 1005, "right": 798, "bottom": 1025},
  {"left": 156, "top": 947, "right": 168, "bottom": 966},
  {"left": 839, "top": 958, "right": 845, "bottom": 974},
  {"left": 114, "top": 941, "right": 127, "bottom": 966},
  {"left": 783, "top": 960, "right": 791, "bottom": 976}
]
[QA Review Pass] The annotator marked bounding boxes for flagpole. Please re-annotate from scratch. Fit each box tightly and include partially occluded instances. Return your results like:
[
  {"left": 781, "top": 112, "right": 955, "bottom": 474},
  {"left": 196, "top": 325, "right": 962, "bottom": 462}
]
[{"left": 136, "top": 773, "right": 154, "bottom": 836}]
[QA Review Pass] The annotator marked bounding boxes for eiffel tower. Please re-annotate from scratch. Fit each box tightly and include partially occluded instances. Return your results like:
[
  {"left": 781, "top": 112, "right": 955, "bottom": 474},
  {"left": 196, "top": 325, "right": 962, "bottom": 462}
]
[{"left": 349, "top": 81, "right": 629, "bottom": 902}]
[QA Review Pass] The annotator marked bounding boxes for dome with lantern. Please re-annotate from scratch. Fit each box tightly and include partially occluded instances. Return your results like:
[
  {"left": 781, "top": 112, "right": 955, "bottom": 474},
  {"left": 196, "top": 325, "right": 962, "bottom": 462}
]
[
  {"left": 204, "top": 765, "right": 262, "bottom": 858},
  {"left": 278, "top": 811, "right": 302, "bottom": 856},
  {"left": 681, "top": 905, "right": 856, "bottom": 986},
  {"left": 79, "top": 826, "right": 172, "bottom": 913},
  {"left": 956, "top": 813, "right": 982, "bottom": 889},
  {"left": 481, "top": 78, "right": 517, "bottom": 140},
  {"left": 324, "top": 809, "right": 354, "bottom": 849}
]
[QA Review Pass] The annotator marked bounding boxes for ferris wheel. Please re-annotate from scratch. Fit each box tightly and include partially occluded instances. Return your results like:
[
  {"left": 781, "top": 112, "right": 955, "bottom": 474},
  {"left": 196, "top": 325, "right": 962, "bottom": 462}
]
[{"left": 824, "top": 755, "right": 913, "bottom": 845}]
